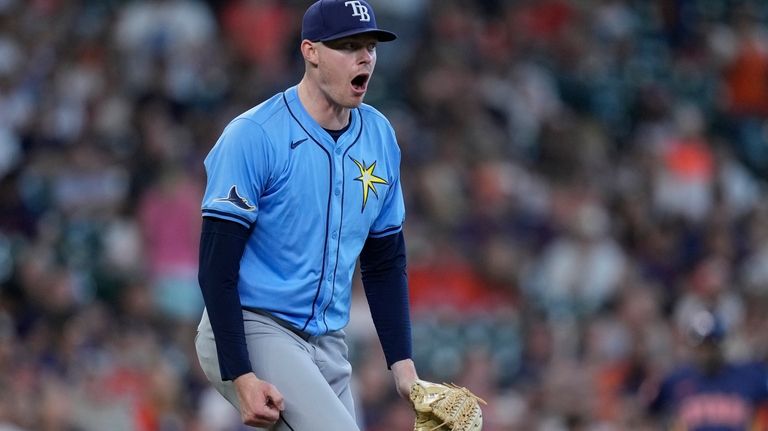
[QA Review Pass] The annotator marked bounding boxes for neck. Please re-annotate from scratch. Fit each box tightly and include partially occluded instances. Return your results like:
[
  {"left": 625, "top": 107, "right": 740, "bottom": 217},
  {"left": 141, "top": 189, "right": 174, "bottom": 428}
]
[{"left": 297, "top": 78, "right": 351, "bottom": 130}]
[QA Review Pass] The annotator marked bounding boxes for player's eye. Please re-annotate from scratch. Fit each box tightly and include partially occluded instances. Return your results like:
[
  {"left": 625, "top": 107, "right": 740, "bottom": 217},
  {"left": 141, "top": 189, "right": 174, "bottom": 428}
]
[
  {"left": 325, "top": 39, "right": 376, "bottom": 52},
  {"left": 330, "top": 40, "right": 354, "bottom": 50}
]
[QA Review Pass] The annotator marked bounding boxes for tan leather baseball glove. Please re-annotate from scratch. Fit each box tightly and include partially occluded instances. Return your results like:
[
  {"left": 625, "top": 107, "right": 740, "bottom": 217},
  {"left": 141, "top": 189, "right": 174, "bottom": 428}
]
[{"left": 410, "top": 379, "right": 486, "bottom": 431}]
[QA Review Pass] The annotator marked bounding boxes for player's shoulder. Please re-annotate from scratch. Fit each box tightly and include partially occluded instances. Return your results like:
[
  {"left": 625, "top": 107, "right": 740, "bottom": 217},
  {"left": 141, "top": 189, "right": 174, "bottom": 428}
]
[
  {"left": 357, "top": 103, "right": 399, "bottom": 154},
  {"left": 358, "top": 103, "right": 394, "bottom": 129},
  {"left": 219, "top": 92, "right": 291, "bottom": 146},
  {"left": 233, "top": 92, "right": 288, "bottom": 128}
]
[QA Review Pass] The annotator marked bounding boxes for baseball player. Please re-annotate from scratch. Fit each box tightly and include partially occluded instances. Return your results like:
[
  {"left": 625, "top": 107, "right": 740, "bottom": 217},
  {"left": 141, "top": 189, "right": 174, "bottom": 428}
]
[
  {"left": 194, "top": 1, "right": 418, "bottom": 429},
  {"left": 646, "top": 311, "right": 768, "bottom": 430}
]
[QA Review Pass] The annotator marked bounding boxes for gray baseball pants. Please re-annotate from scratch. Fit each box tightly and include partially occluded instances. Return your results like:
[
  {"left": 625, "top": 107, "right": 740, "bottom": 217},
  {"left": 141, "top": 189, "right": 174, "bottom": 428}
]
[{"left": 195, "top": 309, "right": 360, "bottom": 431}]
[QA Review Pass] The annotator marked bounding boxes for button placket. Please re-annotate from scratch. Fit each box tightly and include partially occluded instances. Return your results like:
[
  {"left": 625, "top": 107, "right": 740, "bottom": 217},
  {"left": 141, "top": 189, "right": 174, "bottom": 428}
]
[{"left": 320, "top": 152, "right": 345, "bottom": 320}]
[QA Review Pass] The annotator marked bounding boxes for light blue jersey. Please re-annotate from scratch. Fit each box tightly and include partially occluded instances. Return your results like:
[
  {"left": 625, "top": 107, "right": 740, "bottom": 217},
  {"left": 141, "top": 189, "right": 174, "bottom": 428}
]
[{"left": 201, "top": 85, "right": 405, "bottom": 335}]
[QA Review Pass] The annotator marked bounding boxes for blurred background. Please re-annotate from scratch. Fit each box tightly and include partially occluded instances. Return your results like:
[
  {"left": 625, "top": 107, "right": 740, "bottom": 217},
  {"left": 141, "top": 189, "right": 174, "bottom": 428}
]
[{"left": 2, "top": 0, "right": 768, "bottom": 429}]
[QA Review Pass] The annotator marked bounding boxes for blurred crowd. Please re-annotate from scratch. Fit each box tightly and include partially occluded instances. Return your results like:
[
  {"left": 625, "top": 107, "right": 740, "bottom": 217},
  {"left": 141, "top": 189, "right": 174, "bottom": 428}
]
[{"left": 2, "top": 0, "right": 768, "bottom": 430}]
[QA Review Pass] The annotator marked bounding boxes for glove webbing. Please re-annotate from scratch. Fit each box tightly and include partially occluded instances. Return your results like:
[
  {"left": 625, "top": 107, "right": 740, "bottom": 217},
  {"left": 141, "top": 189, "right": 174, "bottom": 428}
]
[{"left": 430, "top": 384, "right": 486, "bottom": 431}]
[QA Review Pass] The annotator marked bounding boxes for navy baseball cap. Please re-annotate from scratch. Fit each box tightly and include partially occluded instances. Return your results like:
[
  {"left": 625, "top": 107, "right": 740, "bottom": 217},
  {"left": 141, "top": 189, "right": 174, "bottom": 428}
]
[{"left": 302, "top": 0, "right": 397, "bottom": 43}]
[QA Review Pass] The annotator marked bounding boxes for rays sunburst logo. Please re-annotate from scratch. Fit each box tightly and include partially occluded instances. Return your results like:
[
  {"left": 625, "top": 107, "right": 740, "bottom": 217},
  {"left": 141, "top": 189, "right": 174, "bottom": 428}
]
[{"left": 350, "top": 157, "right": 388, "bottom": 212}]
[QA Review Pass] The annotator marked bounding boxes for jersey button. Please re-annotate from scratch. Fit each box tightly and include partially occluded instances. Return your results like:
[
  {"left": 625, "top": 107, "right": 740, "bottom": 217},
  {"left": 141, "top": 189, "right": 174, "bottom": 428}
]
[
  {"left": 331, "top": 231, "right": 338, "bottom": 239},
  {"left": 335, "top": 148, "right": 342, "bottom": 155},
  {"left": 334, "top": 188, "right": 341, "bottom": 196},
  {"left": 327, "top": 274, "right": 332, "bottom": 281}
]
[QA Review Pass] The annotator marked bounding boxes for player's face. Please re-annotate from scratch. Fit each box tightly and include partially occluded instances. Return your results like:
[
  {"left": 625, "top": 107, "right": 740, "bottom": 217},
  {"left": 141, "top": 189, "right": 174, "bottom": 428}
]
[{"left": 316, "top": 35, "right": 378, "bottom": 108}]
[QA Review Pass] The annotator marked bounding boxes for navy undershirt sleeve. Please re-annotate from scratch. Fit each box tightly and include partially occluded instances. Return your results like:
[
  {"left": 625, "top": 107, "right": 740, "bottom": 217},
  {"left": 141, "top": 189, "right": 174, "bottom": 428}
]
[
  {"left": 198, "top": 217, "right": 252, "bottom": 381},
  {"left": 359, "top": 231, "right": 413, "bottom": 368}
]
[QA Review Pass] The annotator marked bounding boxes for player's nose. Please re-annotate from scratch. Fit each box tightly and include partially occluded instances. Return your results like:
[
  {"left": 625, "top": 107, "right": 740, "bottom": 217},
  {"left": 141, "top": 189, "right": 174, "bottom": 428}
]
[{"left": 357, "top": 48, "right": 374, "bottom": 64}]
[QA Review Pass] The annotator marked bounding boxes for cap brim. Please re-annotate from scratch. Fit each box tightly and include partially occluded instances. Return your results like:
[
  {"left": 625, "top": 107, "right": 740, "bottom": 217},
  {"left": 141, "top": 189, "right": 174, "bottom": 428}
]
[{"left": 318, "top": 29, "right": 397, "bottom": 42}]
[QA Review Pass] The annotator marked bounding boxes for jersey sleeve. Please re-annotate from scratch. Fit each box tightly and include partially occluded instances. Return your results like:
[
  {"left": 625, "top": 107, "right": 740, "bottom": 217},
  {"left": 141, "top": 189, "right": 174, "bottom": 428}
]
[
  {"left": 359, "top": 231, "right": 412, "bottom": 367},
  {"left": 202, "top": 119, "right": 273, "bottom": 228},
  {"left": 369, "top": 131, "right": 405, "bottom": 238}
]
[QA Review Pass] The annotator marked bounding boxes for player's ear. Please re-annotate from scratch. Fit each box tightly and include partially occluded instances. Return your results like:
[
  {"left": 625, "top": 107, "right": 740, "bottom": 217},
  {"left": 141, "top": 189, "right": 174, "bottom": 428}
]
[{"left": 301, "top": 40, "right": 320, "bottom": 67}]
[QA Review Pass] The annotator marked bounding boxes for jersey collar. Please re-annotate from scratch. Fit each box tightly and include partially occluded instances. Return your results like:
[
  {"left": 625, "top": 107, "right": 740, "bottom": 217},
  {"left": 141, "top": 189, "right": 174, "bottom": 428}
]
[{"left": 283, "top": 85, "right": 361, "bottom": 151}]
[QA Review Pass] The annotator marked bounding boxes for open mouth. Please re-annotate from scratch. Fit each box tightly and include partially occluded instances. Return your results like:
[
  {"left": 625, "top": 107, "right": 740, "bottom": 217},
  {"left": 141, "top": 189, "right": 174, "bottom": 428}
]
[{"left": 351, "top": 73, "right": 370, "bottom": 92}]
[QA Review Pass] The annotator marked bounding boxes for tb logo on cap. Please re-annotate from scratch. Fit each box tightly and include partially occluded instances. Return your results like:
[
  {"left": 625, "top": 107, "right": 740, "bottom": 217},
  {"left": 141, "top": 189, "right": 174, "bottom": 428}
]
[{"left": 345, "top": 1, "right": 370, "bottom": 22}]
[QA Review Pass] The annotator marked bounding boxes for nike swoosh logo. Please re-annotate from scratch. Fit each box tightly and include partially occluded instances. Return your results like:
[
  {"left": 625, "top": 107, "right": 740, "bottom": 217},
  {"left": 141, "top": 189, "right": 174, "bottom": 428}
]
[{"left": 290, "top": 138, "right": 308, "bottom": 149}]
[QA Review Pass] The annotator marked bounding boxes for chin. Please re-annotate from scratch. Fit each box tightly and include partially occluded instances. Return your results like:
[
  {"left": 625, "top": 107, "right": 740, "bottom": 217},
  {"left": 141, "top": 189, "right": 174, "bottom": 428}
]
[{"left": 343, "top": 96, "right": 365, "bottom": 108}]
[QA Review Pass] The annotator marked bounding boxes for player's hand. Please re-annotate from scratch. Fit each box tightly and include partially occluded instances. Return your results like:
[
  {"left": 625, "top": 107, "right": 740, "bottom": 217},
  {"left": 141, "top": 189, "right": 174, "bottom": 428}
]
[
  {"left": 391, "top": 358, "right": 419, "bottom": 402},
  {"left": 233, "top": 373, "right": 285, "bottom": 427}
]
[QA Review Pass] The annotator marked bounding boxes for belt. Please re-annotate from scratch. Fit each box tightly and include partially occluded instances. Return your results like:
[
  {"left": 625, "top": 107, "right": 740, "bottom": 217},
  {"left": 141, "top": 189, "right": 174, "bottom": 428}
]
[{"left": 243, "top": 307, "right": 312, "bottom": 341}]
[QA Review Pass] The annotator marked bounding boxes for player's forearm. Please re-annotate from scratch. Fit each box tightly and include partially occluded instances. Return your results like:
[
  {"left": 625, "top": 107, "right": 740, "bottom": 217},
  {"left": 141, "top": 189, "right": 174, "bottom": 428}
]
[
  {"left": 198, "top": 217, "right": 253, "bottom": 380},
  {"left": 360, "top": 231, "right": 413, "bottom": 367}
]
